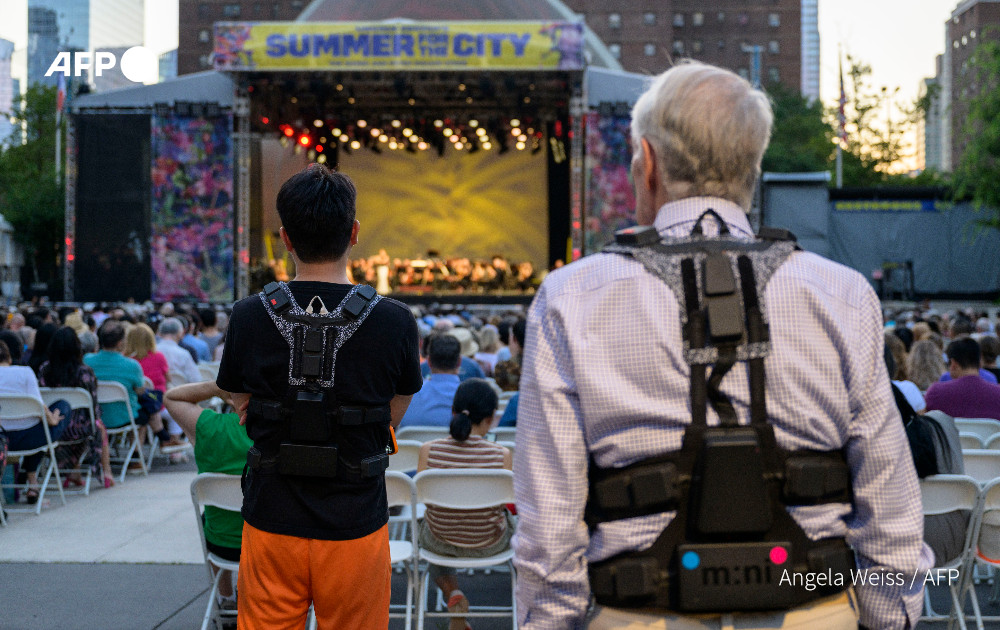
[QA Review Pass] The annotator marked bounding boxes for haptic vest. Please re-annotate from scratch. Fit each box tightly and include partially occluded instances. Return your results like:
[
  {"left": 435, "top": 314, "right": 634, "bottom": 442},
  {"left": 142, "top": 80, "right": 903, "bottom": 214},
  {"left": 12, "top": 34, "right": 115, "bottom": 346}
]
[{"left": 586, "top": 211, "right": 856, "bottom": 613}]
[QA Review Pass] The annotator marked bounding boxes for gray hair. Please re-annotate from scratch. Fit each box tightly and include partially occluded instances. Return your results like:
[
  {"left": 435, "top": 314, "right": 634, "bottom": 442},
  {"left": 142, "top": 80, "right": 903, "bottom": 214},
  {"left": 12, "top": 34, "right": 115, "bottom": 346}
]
[
  {"left": 630, "top": 60, "right": 773, "bottom": 210},
  {"left": 78, "top": 331, "right": 98, "bottom": 354},
  {"left": 159, "top": 317, "right": 184, "bottom": 337}
]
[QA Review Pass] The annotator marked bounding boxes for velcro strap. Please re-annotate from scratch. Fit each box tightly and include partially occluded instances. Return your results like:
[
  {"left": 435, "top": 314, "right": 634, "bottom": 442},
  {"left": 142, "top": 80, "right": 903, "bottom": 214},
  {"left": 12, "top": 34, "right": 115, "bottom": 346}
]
[
  {"left": 784, "top": 452, "right": 851, "bottom": 505},
  {"left": 247, "top": 398, "right": 283, "bottom": 422},
  {"left": 338, "top": 405, "right": 390, "bottom": 426},
  {"left": 588, "top": 461, "right": 679, "bottom": 525},
  {"left": 590, "top": 557, "right": 661, "bottom": 604}
]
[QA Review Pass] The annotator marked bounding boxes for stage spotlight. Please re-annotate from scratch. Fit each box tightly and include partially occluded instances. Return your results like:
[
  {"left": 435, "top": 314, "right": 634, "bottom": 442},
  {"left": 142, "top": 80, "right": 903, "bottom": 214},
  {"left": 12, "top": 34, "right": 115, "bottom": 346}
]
[
  {"left": 449, "top": 135, "right": 458, "bottom": 143},
  {"left": 458, "top": 83, "right": 466, "bottom": 91},
  {"left": 371, "top": 128, "right": 380, "bottom": 137},
  {"left": 391, "top": 119, "right": 401, "bottom": 128},
  {"left": 308, "top": 149, "right": 316, "bottom": 160},
  {"left": 332, "top": 128, "right": 342, "bottom": 136},
  {"left": 482, "top": 142, "right": 492, "bottom": 150},
  {"left": 469, "top": 119, "right": 479, "bottom": 128},
  {"left": 351, "top": 140, "right": 361, "bottom": 149},
  {"left": 357, "top": 119, "right": 368, "bottom": 128},
  {"left": 476, "top": 128, "right": 486, "bottom": 137},
  {"left": 402, "top": 128, "right": 413, "bottom": 137},
  {"left": 516, "top": 141, "right": 526, "bottom": 150},
  {"left": 347, "top": 97, "right": 356, "bottom": 104},
  {"left": 389, "top": 140, "right": 398, "bottom": 149},
  {"left": 455, "top": 142, "right": 464, "bottom": 150},
  {"left": 443, "top": 128, "right": 453, "bottom": 137},
  {"left": 317, "top": 153, "right": 327, "bottom": 164},
  {"left": 408, "top": 98, "right": 416, "bottom": 106},
  {"left": 299, "top": 134, "right": 312, "bottom": 146},
  {"left": 511, "top": 128, "right": 521, "bottom": 137},
  {"left": 511, "top": 118, "right": 521, "bottom": 127},
  {"left": 518, "top": 134, "right": 527, "bottom": 142},
  {"left": 340, "top": 134, "right": 348, "bottom": 142},
  {"left": 336, "top": 83, "right": 344, "bottom": 91},
  {"left": 315, "top": 144, "right": 323, "bottom": 152},
  {"left": 261, "top": 116, "right": 270, "bottom": 125},
  {"left": 313, "top": 119, "right": 323, "bottom": 127},
  {"left": 434, "top": 119, "right": 444, "bottom": 128},
  {"left": 379, "top": 134, "right": 388, "bottom": 143},
  {"left": 418, "top": 141, "right": 428, "bottom": 151}
]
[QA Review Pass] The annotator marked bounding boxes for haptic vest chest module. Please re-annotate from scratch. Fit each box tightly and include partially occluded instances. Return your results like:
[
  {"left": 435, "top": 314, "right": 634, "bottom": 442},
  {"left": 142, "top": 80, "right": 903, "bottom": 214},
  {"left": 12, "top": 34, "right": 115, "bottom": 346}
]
[
  {"left": 586, "top": 211, "right": 856, "bottom": 613},
  {"left": 245, "top": 281, "right": 394, "bottom": 481}
]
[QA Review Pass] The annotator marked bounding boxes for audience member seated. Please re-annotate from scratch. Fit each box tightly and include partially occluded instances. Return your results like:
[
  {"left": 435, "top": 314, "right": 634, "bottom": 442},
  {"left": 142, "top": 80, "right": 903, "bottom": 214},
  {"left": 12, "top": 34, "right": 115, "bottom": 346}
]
[
  {"left": 125, "top": 323, "right": 176, "bottom": 448},
  {"left": 27, "top": 323, "right": 57, "bottom": 377},
  {"left": 493, "top": 319, "right": 525, "bottom": 392},
  {"left": 39, "top": 327, "right": 115, "bottom": 488},
  {"left": 198, "top": 309, "right": 225, "bottom": 360},
  {"left": 85, "top": 321, "right": 163, "bottom": 466},
  {"left": 420, "top": 321, "right": 485, "bottom": 382},
  {"left": 925, "top": 337, "right": 1000, "bottom": 421},
  {"left": 0, "top": 340, "right": 71, "bottom": 504},
  {"left": 473, "top": 325, "right": 502, "bottom": 376},
  {"left": 165, "top": 380, "right": 252, "bottom": 612},
  {"left": 980, "top": 335, "right": 1000, "bottom": 381},
  {"left": 401, "top": 334, "right": 462, "bottom": 428},
  {"left": 181, "top": 312, "right": 211, "bottom": 363},
  {"left": 885, "top": 333, "right": 925, "bottom": 413},
  {"left": 416, "top": 379, "right": 512, "bottom": 630},
  {"left": 908, "top": 339, "right": 946, "bottom": 392},
  {"left": 0, "top": 329, "right": 24, "bottom": 364},
  {"left": 497, "top": 392, "right": 518, "bottom": 427}
]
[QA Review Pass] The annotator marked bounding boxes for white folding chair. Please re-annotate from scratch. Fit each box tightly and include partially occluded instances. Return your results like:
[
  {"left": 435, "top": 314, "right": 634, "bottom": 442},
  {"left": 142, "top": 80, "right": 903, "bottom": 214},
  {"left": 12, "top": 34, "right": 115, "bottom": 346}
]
[
  {"left": 396, "top": 426, "right": 450, "bottom": 443},
  {"left": 414, "top": 469, "right": 516, "bottom": 630},
  {"left": 956, "top": 419, "right": 1000, "bottom": 442},
  {"left": 39, "top": 387, "right": 96, "bottom": 495},
  {"left": 97, "top": 381, "right": 149, "bottom": 482},
  {"left": 198, "top": 363, "right": 220, "bottom": 382},
  {"left": 970, "top": 478, "right": 1000, "bottom": 618},
  {"left": 497, "top": 440, "right": 515, "bottom": 459},
  {"left": 489, "top": 427, "right": 516, "bottom": 442},
  {"left": 388, "top": 440, "right": 422, "bottom": 474},
  {"left": 386, "top": 471, "right": 419, "bottom": 629},
  {"left": 985, "top": 433, "right": 1000, "bottom": 451},
  {"left": 963, "top": 433, "right": 987, "bottom": 451},
  {"left": 190, "top": 473, "right": 242, "bottom": 630},
  {"left": 962, "top": 450, "right": 1000, "bottom": 485},
  {"left": 920, "top": 474, "right": 982, "bottom": 630},
  {"left": 0, "top": 394, "right": 66, "bottom": 514}
]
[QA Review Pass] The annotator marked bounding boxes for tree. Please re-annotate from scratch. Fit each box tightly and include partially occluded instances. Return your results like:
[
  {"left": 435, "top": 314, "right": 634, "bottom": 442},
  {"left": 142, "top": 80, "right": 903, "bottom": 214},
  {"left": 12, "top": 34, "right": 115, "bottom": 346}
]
[
  {"left": 762, "top": 84, "right": 833, "bottom": 173},
  {"left": 0, "top": 85, "right": 64, "bottom": 296},
  {"left": 837, "top": 55, "right": 914, "bottom": 186},
  {"left": 954, "top": 31, "right": 1000, "bottom": 230}
]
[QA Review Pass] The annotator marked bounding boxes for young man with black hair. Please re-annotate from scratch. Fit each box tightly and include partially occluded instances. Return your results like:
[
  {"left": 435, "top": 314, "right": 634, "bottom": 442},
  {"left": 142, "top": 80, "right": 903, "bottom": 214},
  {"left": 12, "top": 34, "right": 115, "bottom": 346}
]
[
  {"left": 926, "top": 337, "right": 1000, "bottom": 421},
  {"left": 217, "top": 164, "right": 422, "bottom": 629},
  {"left": 399, "top": 333, "right": 461, "bottom": 428}
]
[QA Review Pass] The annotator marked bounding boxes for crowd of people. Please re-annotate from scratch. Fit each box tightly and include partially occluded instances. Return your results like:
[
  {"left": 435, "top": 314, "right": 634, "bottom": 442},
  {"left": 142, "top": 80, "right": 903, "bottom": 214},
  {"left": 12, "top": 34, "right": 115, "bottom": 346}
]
[{"left": 349, "top": 250, "right": 540, "bottom": 294}]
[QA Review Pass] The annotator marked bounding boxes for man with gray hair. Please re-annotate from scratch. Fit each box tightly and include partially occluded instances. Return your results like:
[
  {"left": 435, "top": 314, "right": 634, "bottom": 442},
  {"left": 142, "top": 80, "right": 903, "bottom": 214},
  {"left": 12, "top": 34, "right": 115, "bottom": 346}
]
[
  {"left": 157, "top": 317, "right": 203, "bottom": 387},
  {"left": 513, "top": 61, "right": 929, "bottom": 629}
]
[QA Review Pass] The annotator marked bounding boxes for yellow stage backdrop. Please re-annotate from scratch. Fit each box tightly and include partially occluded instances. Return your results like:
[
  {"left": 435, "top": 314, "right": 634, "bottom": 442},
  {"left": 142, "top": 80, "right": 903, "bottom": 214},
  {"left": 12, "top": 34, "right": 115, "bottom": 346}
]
[
  {"left": 213, "top": 21, "right": 585, "bottom": 71},
  {"left": 341, "top": 146, "right": 549, "bottom": 266}
]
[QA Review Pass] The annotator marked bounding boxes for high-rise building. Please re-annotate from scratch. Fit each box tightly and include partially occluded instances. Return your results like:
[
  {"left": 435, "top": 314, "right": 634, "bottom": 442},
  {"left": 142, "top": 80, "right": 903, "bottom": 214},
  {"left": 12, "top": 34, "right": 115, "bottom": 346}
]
[
  {"left": 564, "top": 0, "right": 804, "bottom": 94},
  {"left": 919, "top": 75, "right": 944, "bottom": 172},
  {"left": 0, "top": 38, "right": 15, "bottom": 147},
  {"left": 92, "top": 45, "right": 133, "bottom": 91},
  {"left": 946, "top": 0, "right": 1000, "bottom": 170},
  {"left": 27, "top": 6, "right": 61, "bottom": 87},
  {"left": 27, "top": 0, "right": 145, "bottom": 89},
  {"left": 178, "top": 0, "right": 307, "bottom": 75},
  {"left": 159, "top": 48, "right": 178, "bottom": 83}
]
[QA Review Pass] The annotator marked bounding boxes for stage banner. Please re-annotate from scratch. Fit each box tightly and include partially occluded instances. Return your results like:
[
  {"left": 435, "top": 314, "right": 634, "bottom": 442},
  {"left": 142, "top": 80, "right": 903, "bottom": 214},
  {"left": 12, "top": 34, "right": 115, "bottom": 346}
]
[
  {"left": 583, "top": 112, "right": 636, "bottom": 254},
  {"left": 213, "top": 21, "right": 585, "bottom": 71},
  {"left": 150, "top": 113, "right": 235, "bottom": 301}
]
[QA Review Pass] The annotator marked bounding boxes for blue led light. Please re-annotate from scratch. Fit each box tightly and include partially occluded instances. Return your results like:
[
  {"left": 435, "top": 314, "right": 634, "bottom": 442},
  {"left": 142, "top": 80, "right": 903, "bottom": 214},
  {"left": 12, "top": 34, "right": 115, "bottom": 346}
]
[{"left": 681, "top": 551, "right": 700, "bottom": 570}]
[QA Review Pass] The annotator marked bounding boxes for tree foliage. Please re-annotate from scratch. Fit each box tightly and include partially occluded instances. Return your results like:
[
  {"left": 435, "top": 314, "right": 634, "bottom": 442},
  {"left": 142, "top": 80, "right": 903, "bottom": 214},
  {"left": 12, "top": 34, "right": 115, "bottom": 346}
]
[
  {"left": 762, "top": 84, "right": 833, "bottom": 173},
  {"left": 0, "top": 85, "right": 64, "bottom": 294},
  {"left": 954, "top": 31, "right": 1000, "bottom": 230}
]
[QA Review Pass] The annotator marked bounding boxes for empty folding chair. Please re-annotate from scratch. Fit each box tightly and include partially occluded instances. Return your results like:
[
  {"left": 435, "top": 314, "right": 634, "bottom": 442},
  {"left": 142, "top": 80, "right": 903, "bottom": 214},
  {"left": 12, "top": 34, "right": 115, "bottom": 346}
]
[
  {"left": 963, "top": 450, "right": 1000, "bottom": 485},
  {"left": 986, "top": 433, "right": 1000, "bottom": 451},
  {"left": 956, "top": 419, "right": 1000, "bottom": 442},
  {"left": 414, "top": 469, "right": 516, "bottom": 630},
  {"left": 919, "top": 474, "right": 982, "bottom": 630},
  {"left": 387, "top": 440, "right": 424, "bottom": 541},
  {"left": 0, "top": 394, "right": 66, "bottom": 515},
  {"left": 963, "top": 433, "right": 987, "bottom": 451},
  {"left": 396, "top": 426, "right": 450, "bottom": 443},
  {"left": 39, "top": 386, "right": 95, "bottom": 495},
  {"left": 191, "top": 473, "right": 243, "bottom": 630},
  {"left": 489, "top": 426, "right": 516, "bottom": 442},
  {"left": 97, "top": 381, "right": 149, "bottom": 482},
  {"left": 970, "top": 478, "right": 1000, "bottom": 618},
  {"left": 386, "top": 471, "right": 419, "bottom": 629}
]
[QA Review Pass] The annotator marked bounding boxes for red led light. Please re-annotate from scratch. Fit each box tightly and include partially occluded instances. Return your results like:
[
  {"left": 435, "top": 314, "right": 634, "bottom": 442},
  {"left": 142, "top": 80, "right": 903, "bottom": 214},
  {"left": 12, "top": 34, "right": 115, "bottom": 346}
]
[
  {"left": 283, "top": 127, "right": 294, "bottom": 137},
  {"left": 261, "top": 116, "right": 270, "bottom": 125},
  {"left": 299, "top": 135, "right": 311, "bottom": 146},
  {"left": 315, "top": 145, "right": 323, "bottom": 152}
]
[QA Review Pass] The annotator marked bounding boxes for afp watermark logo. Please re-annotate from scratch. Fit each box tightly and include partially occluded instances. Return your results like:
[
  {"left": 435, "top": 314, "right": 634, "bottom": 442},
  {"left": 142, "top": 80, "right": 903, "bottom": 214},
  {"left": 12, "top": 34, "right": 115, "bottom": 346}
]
[{"left": 44, "top": 46, "right": 159, "bottom": 83}]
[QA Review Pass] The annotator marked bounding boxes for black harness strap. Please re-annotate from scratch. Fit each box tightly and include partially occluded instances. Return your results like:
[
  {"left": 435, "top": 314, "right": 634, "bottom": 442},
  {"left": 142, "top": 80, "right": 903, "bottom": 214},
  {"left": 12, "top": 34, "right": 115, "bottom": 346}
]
[
  {"left": 738, "top": 255, "right": 769, "bottom": 426},
  {"left": 681, "top": 259, "right": 706, "bottom": 428}
]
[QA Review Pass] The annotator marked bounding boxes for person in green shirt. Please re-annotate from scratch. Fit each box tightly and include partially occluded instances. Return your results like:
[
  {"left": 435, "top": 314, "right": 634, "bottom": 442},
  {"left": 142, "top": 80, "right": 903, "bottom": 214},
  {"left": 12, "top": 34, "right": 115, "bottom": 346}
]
[{"left": 164, "top": 380, "right": 252, "bottom": 610}]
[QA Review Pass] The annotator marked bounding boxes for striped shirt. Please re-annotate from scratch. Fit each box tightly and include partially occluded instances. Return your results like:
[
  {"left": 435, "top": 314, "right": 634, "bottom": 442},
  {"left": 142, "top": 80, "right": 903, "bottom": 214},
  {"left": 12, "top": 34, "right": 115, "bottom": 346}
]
[
  {"left": 513, "top": 198, "right": 931, "bottom": 630},
  {"left": 425, "top": 435, "right": 508, "bottom": 548}
]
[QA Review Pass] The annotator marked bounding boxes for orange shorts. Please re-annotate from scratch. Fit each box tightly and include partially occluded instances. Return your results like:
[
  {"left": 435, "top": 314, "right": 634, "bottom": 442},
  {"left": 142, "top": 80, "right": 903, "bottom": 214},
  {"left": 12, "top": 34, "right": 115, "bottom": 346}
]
[{"left": 237, "top": 522, "right": 390, "bottom": 630}]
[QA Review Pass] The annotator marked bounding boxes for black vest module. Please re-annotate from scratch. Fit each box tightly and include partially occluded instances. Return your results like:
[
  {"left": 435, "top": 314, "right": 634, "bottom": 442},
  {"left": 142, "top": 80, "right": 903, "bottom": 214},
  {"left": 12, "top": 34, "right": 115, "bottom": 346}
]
[
  {"left": 586, "top": 211, "right": 855, "bottom": 613},
  {"left": 244, "top": 281, "right": 393, "bottom": 481}
]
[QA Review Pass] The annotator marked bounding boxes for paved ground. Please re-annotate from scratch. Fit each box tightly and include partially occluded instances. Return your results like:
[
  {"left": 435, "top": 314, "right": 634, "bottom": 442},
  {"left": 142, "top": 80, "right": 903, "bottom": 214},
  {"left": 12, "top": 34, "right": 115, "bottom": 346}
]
[{"left": 1, "top": 453, "right": 998, "bottom": 629}]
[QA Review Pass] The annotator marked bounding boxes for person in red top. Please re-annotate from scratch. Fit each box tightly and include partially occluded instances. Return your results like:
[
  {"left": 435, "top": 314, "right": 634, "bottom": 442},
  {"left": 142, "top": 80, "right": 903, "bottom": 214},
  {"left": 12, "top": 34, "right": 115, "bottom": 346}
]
[{"left": 124, "top": 323, "right": 172, "bottom": 446}]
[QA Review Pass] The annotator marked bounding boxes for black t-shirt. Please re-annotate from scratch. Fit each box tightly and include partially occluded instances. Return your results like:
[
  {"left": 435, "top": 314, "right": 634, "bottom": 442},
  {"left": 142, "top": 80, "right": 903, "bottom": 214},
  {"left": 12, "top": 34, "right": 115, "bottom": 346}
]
[{"left": 217, "top": 281, "right": 422, "bottom": 540}]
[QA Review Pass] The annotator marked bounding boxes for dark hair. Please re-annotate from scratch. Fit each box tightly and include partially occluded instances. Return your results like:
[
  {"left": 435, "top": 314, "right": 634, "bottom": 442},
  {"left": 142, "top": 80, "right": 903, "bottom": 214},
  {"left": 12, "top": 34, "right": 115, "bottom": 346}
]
[
  {"left": 883, "top": 342, "right": 896, "bottom": 381},
  {"left": 427, "top": 333, "right": 461, "bottom": 372},
  {"left": 0, "top": 330, "right": 22, "bottom": 363},
  {"left": 0, "top": 339, "right": 10, "bottom": 364},
  {"left": 893, "top": 326, "right": 913, "bottom": 353},
  {"left": 511, "top": 319, "right": 526, "bottom": 348},
  {"left": 277, "top": 164, "right": 357, "bottom": 263},
  {"left": 981, "top": 335, "right": 1000, "bottom": 365},
  {"left": 41, "top": 327, "right": 84, "bottom": 387},
  {"left": 29, "top": 323, "right": 58, "bottom": 375},
  {"left": 497, "top": 320, "right": 512, "bottom": 346},
  {"left": 449, "top": 378, "right": 499, "bottom": 441},
  {"left": 199, "top": 308, "right": 217, "bottom": 328},
  {"left": 946, "top": 337, "right": 981, "bottom": 370},
  {"left": 98, "top": 320, "right": 126, "bottom": 350},
  {"left": 952, "top": 318, "right": 974, "bottom": 338}
]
